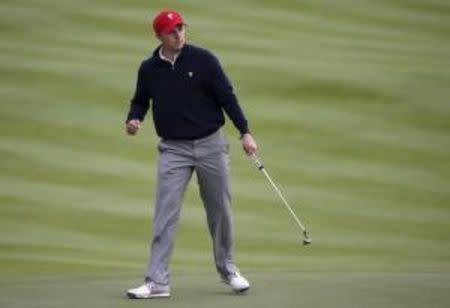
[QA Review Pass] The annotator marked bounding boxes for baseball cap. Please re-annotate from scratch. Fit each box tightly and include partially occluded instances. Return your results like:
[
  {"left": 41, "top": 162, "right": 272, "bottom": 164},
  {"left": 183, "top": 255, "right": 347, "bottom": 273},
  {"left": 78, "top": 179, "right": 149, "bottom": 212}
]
[{"left": 152, "top": 10, "right": 185, "bottom": 34}]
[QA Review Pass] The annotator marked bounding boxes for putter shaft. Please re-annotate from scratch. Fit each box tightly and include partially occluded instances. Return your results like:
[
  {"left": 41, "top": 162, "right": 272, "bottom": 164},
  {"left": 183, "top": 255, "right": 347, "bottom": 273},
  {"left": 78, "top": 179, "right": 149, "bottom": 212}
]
[{"left": 251, "top": 154, "right": 311, "bottom": 242}]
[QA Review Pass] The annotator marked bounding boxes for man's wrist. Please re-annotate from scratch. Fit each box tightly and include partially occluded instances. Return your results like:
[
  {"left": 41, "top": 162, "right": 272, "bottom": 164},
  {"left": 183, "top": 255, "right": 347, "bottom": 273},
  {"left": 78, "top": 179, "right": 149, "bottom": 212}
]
[
  {"left": 240, "top": 131, "right": 250, "bottom": 139},
  {"left": 126, "top": 117, "right": 142, "bottom": 124}
]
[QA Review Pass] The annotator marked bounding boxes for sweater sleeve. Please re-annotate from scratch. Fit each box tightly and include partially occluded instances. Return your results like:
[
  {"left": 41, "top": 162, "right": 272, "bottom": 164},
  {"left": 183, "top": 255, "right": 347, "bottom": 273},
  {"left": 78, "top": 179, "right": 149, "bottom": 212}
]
[
  {"left": 208, "top": 54, "right": 250, "bottom": 136},
  {"left": 126, "top": 62, "right": 151, "bottom": 122}
]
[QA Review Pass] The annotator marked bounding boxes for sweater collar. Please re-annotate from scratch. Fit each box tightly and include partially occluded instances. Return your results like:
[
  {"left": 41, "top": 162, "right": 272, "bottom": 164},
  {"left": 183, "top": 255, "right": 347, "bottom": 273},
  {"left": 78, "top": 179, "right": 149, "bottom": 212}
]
[
  {"left": 158, "top": 47, "right": 180, "bottom": 65},
  {"left": 153, "top": 44, "right": 190, "bottom": 65}
]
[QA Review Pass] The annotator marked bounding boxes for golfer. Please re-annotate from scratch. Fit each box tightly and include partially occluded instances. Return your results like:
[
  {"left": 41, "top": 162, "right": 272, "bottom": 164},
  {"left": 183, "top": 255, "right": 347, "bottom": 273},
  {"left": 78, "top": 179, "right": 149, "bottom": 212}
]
[{"left": 125, "top": 10, "right": 258, "bottom": 299}]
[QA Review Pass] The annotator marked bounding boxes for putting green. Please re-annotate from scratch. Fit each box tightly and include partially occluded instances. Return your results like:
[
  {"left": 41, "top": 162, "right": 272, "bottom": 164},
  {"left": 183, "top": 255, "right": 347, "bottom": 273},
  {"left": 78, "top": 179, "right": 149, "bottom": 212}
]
[
  {"left": 2, "top": 272, "right": 450, "bottom": 308},
  {"left": 1, "top": 0, "right": 449, "bottom": 307}
]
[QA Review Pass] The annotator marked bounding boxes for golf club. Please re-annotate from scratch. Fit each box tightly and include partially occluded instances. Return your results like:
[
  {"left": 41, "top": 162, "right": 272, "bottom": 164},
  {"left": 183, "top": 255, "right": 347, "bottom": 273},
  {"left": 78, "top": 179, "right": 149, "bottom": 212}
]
[{"left": 250, "top": 154, "right": 312, "bottom": 245}]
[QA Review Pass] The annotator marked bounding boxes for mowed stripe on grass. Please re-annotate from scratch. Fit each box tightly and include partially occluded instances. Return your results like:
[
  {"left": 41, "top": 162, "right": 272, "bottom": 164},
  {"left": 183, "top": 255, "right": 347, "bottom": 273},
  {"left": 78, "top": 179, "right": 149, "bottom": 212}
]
[{"left": 1, "top": 272, "right": 450, "bottom": 308}]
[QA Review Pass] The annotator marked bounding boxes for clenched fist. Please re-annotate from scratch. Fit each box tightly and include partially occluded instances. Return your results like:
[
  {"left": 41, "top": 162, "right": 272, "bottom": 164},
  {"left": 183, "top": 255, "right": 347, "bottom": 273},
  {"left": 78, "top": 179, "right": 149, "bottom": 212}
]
[{"left": 126, "top": 119, "right": 141, "bottom": 135}]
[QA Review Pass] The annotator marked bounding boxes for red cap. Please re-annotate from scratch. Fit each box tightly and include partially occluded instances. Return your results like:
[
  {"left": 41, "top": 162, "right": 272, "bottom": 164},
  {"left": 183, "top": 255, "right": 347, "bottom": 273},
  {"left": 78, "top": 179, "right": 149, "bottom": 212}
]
[{"left": 152, "top": 10, "right": 184, "bottom": 34}]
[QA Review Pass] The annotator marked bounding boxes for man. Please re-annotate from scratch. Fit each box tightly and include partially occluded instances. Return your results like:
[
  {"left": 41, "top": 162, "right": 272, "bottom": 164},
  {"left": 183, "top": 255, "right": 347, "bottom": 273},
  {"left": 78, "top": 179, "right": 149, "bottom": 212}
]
[{"left": 125, "top": 10, "right": 258, "bottom": 299}]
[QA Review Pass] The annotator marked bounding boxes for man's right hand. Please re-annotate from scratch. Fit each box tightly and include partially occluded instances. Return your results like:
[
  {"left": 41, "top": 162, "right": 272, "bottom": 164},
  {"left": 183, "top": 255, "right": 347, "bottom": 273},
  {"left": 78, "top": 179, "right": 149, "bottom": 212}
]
[{"left": 126, "top": 119, "right": 141, "bottom": 135}]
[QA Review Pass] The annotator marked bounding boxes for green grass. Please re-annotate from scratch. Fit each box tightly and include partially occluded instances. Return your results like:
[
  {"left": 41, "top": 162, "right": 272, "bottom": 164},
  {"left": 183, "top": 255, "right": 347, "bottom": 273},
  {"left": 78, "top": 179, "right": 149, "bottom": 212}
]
[
  {"left": 1, "top": 0, "right": 450, "bottom": 307},
  {"left": 2, "top": 272, "right": 450, "bottom": 308}
]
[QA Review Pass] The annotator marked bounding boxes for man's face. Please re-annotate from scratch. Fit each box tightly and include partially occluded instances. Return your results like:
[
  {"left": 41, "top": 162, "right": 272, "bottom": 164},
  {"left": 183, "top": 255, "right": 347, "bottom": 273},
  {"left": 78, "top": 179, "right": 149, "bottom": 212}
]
[{"left": 158, "top": 24, "right": 186, "bottom": 52}]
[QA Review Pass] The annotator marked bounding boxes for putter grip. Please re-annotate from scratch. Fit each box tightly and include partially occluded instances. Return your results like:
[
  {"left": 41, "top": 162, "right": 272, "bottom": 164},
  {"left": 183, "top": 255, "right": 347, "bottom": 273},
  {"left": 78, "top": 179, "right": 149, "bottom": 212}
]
[{"left": 252, "top": 155, "right": 264, "bottom": 170}]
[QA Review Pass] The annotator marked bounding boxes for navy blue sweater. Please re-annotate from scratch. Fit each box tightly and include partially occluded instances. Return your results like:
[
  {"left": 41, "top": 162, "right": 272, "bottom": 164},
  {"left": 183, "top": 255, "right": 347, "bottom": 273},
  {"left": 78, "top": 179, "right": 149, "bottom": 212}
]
[{"left": 127, "top": 44, "right": 249, "bottom": 140}]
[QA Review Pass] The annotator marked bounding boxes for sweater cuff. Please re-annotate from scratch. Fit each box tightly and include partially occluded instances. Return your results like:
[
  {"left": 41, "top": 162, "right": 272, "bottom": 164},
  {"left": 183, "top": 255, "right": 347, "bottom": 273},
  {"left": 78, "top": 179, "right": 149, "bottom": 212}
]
[
  {"left": 239, "top": 127, "right": 251, "bottom": 139},
  {"left": 126, "top": 112, "right": 144, "bottom": 123}
]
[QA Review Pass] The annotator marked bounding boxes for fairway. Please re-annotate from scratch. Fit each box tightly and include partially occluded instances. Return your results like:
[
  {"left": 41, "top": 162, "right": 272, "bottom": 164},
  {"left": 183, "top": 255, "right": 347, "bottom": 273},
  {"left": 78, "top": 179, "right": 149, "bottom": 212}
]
[{"left": 1, "top": 0, "right": 450, "bottom": 307}]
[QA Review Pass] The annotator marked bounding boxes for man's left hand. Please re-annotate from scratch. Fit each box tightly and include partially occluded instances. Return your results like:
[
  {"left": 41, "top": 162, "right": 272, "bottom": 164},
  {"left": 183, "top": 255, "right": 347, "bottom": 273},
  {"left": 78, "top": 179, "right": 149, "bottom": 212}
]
[{"left": 242, "top": 133, "right": 258, "bottom": 156}]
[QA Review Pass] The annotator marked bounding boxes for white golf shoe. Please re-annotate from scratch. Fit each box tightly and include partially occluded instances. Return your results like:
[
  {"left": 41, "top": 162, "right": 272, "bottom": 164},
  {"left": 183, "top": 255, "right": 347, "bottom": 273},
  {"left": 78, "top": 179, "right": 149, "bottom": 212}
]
[
  {"left": 126, "top": 281, "right": 170, "bottom": 299},
  {"left": 223, "top": 272, "right": 250, "bottom": 293}
]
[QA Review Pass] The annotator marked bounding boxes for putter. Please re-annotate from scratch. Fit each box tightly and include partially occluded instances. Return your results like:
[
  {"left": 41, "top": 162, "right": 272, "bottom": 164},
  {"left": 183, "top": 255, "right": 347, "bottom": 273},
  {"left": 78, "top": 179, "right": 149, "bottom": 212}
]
[{"left": 250, "top": 154, "right": 312, "bottom": 245}]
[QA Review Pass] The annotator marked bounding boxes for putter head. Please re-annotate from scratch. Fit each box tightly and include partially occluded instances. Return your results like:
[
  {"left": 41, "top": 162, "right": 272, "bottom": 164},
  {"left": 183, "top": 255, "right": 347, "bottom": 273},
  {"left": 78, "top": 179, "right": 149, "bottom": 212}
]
[{"left": 302, "top": 230, "right": 312, "bottom": 246}]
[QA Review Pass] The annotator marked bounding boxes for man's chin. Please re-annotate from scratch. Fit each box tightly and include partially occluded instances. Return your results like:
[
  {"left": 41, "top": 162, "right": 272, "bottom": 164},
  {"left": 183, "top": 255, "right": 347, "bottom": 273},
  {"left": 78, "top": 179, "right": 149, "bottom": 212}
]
[{"left": 175, "top": 42, "right": 185, "bottom": 51}]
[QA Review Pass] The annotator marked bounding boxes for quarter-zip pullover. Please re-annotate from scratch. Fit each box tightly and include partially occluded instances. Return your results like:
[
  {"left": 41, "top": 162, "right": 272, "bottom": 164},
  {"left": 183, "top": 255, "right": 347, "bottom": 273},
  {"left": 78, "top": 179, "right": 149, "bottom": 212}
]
[{"left": 127, "top": 44, "right": 249, "bottom": 140}]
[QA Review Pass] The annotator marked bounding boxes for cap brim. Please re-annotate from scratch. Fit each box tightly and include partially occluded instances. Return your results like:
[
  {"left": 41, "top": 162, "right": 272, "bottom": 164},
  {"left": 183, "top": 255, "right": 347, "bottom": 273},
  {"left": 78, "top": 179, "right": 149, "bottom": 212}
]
[{"left": 159, "top": 22, "right": 187, "bottom": 34}]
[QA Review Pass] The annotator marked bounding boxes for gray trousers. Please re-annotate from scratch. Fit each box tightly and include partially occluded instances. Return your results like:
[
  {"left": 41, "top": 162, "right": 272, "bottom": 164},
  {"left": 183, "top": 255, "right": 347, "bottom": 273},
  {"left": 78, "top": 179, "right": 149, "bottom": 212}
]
[{"left": 145, "top": 129, "right": 239, "bottom": 285}]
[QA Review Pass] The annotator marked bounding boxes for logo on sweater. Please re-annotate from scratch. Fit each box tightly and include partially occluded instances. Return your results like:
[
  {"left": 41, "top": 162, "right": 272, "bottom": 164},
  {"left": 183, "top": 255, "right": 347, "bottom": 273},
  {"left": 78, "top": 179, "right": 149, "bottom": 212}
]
[{"left": 188, "top": 71, "right": 193, "bottom": 78}]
